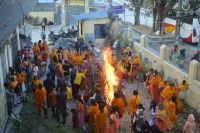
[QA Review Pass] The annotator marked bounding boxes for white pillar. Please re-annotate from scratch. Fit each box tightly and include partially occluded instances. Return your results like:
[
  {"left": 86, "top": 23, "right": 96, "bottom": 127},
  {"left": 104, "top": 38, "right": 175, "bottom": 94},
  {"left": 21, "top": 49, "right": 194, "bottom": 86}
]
[
  {"left": 189, "top": 60, "right": 199, "bottom": 80},
  {"left": 4, "top": 44, "right": 9, "bottom": 73},
  {"left": 85, "top": 0, "right": 89, "bottom": 13},
  {"left": 140, "top": 35, "right": 145, "bottom": 47},
  {"left": 160, "top": 45, "right": 167, "bottom": 60},
  {"left": 0, "top": 56, "right": 4, "bottom": 89},
  {"left": 7, "top": 44, "right": 13, "bottom": 67},
  {"left": 61, "top": 0, "right": 66, "bottom": 26},
  {"left": 16, "top": 26, "right": 21, "bottom": 50}
]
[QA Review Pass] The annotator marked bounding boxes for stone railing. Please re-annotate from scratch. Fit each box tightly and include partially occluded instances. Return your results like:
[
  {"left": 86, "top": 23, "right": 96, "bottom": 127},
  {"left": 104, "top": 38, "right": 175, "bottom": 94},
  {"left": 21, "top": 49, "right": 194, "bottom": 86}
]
[{"left": 131, "top": 35, "right": 200, "bottom": 110}]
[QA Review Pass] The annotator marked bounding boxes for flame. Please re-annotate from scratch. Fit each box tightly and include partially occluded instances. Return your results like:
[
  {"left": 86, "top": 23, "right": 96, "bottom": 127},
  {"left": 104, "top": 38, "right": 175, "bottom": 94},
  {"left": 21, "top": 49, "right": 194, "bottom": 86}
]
[{"left": 102, "top": 48, "right": 118, "bottom": 104}]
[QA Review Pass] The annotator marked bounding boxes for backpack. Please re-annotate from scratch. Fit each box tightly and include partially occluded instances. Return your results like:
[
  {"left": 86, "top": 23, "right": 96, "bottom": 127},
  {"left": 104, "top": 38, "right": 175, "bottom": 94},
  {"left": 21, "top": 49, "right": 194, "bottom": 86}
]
[
  {"left": 178, "top": 90, "right": 186, "bottom": 100},
  {"left": 53, "top": 55, "right": 57, "bottom": 62}
]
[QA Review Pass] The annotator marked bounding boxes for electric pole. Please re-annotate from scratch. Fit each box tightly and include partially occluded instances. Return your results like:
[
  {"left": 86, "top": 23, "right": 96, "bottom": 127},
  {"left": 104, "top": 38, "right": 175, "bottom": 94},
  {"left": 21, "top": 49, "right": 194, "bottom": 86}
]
[{"left": 175, "top": 0, "right": 182, "bottom": 45}]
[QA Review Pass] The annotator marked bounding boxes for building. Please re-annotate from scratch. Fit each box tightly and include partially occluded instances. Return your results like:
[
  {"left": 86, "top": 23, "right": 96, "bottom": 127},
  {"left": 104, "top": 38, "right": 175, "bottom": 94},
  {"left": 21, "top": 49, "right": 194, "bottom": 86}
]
[
  {"left": 27, "top": 0, "right": 61, "bottom": 26},
  {"left": 0, "top": 0, "right": 37, "bottom": 132},
  {"left": 73, "top": 11, "right": 118, "bottom": 45}
]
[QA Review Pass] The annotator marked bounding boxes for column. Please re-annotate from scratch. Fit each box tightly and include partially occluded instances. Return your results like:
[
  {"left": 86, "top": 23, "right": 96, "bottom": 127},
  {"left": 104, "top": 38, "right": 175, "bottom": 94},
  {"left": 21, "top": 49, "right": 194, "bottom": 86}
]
[
  {"left": 140, "top": 35, "right": 145, "bottom": 47},
  {"left": 16, "top": 26, "right": 21, "bottom": 50},
  {"left": 61, "top": 0, "right": 66, "bottom": 26},
  {"left": 160, "top": 45, "right": 167, "bottom": 60},
  {"left": 85, "top": 0, "right": 89, "bottom": 13},
  {"left": 4, "top": 44, "right": 9, "bottom": 73},
  {"left": 7, "top": 44, "right": 13, "bottom": 67},
  {"left": 189, "top": 60, "right": 199, "bottom": 80},
  {"left": 0, "top": 56, "right": 4, "bottom": 89}
]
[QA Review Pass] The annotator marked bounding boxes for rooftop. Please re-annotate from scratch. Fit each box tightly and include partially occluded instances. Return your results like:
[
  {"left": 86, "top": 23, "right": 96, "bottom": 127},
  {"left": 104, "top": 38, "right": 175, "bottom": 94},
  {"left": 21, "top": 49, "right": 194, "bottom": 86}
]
[
  {"left": 0, "top": 0, "right": 37, "bottom": 46},
  {"left": 73, "top": 11, "right": 119, "bottom": 22}
]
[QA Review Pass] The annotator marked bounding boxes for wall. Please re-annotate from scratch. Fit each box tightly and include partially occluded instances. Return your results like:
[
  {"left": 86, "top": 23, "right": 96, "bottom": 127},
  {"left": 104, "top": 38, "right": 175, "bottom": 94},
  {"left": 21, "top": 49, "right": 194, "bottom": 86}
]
[
  {"left": 0, "top": 40, "right": 15, "bottom": 132},
  {"left": 79, "top": 18, "right": 109, "bottom": 46},
  {"left": 132, "top": 37, "right": 200, "bottom": 110},
  {"left": 28, "top": 11, "right": 55, "bottom": 23}
]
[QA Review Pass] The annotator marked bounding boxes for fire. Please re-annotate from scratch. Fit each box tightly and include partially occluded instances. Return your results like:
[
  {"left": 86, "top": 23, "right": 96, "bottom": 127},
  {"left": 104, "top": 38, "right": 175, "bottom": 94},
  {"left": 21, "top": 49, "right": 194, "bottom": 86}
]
[{"left": 102, "top": 48, "right": 118, "bottom": 104}]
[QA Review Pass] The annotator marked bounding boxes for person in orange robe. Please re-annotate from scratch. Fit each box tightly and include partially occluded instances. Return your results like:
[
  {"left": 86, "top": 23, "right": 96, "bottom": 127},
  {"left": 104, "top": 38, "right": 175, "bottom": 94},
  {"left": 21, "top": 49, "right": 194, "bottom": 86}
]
[
  {"left": 88, "top": 99, "right": 99, "bottom": 132},
  {"left": 49, "top": 48, "right": 58, "bottom": 64},
  {"left": 116, "top": 60, "right": 125, "bottom": 85},
  {"left": 176, "top": 80, "right": 189, "bottom": 113},
  {"left": 94, "top": 104, "right": 108, "bottom": 133},
  {"left": 77, "top": 98, "right": 86, "bottom": 130},
  {"left": 149, "top": 70, "right": 161, "bottom": 103},
  {"left": 38, "top": 40, "right": 43, "bottom": 52},
  {"left": 43, "top": 41, "right": 49, "bottom": 54},
  {"left": 75, "top": 52, "right": 83, "bottom": 66},
  {"left": 128, "top": 90, "right": 140, "bottom": 116},
  {"left": 32, "top": 43, "right": 40, "bottom": 56},
  {"left": 132, "top": 53, "right": 142, "bottom": 73},
  {"left": 158, "top": 80, "right": 169, "bottom": 102},
  {"left": 164, "top": 96, "right": 176, "bottom": 128},
  {"left": 155, "top": 103, "right": 169, "bottom": 132},
  {"left": 161, "top": 83, "right": 176, "bottom": 104},
  {"left": 32, "top": 43, "right": 40, "bottom": 55},
  {"left": 145, "top": 68, "right": 154, "bottom": 93},
  {"left": 67, "top": 48, "right": 74, "bottom": 61},
  {"left": 16, "top": 70, "right": 25, "bottom": 86},
  {"left": 111, "top": 92, "right": 125, "bottom": 118},
  {"left": 55, "top": 62, "right": 63, "bottom": 76},
  {"left": 32, "top": 76, "right": 42, "bottom": 101},
  {"left": 59, "top": 47, "right": 66, "bottom": 61},
  {"left": 34, "top": 84, "right": 46, "bottom": 115}
]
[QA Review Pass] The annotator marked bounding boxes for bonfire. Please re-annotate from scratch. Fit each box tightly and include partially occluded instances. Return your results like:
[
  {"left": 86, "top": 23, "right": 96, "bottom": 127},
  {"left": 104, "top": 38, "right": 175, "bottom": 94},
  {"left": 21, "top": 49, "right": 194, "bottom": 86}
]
[{"left": 102, "top": 48, "right": 119, "bottom": 104}]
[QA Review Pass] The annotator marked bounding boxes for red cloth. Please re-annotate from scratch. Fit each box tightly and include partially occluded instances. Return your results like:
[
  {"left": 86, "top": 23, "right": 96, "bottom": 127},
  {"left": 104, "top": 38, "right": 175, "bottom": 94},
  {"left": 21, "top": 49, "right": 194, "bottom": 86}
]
[{"left": 72, "top": 112, "right": 79, "bottom": 129}]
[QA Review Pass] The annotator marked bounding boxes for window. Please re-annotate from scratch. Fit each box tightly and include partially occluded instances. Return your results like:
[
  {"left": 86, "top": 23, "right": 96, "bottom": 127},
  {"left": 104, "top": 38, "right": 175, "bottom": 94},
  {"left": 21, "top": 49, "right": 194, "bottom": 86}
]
[{"left": 94, "top": 24, "right": 106, "bottom": 39}]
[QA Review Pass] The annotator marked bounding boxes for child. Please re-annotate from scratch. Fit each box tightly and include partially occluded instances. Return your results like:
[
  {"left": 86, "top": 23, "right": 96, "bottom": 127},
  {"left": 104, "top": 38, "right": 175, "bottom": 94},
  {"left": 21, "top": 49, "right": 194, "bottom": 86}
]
[
  {"left": 71, "top": 109, "right": 79, "bottom": 129},
  {"left": 183, "top": 114, "right": 196, "bottom": 133},
  {"left": 132, "top": 104, "right": 150, "bottom": 133}
]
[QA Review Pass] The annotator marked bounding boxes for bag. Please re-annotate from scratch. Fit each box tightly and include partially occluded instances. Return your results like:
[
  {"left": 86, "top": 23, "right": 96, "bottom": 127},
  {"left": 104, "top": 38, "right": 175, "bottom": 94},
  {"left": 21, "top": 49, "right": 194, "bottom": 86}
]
[
  {"left": 178, "top": 90, "right": 186, "bottom": 100},
  {"left": 53, "top": 55, "right": 57, "bottom": 62}
]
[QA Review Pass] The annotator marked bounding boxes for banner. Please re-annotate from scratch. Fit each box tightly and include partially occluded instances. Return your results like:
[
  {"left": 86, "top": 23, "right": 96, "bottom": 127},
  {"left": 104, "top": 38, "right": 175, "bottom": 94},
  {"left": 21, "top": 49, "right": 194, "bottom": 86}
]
[
  {"left": 68, "top": 0, "right": 84, "bottom": 6},
  {"left": 111, "top": 5, "right": 125, "bottom": 14}
]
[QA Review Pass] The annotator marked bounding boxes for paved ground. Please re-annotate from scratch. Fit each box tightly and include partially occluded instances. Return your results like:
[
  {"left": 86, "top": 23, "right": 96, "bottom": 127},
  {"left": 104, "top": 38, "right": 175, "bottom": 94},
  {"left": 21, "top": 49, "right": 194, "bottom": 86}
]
[{"left": 3, "top": 23, "right": 200, "bottom": 133}]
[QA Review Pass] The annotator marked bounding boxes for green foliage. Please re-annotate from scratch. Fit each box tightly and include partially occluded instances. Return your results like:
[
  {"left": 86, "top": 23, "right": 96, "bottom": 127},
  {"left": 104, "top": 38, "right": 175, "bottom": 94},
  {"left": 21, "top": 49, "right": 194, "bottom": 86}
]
[{"left": 47, "top": 123, "right": 77, "bottom": 133}]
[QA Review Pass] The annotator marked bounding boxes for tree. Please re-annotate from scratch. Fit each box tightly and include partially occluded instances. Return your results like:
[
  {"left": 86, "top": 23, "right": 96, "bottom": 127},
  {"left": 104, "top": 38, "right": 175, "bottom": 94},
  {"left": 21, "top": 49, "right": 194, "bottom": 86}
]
[
  {"left": 151, "top": 0, "right": 176, "bottom": 35},
  {"left": 132, "top": 0, "right": 144, "bottom": 25}
]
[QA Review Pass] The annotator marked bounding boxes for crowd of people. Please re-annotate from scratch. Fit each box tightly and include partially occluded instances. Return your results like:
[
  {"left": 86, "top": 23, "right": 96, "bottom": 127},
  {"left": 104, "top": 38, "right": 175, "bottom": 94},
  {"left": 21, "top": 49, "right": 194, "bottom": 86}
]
[{"left": 4, "top": 38, "right": 197, "bottom": 133}]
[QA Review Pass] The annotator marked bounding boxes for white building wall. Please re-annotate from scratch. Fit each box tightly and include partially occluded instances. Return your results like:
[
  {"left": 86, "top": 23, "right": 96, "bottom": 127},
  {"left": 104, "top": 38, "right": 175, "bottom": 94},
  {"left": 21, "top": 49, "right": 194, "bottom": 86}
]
[{"left": 0, "top": 55, "right": 7, "bottom": 133}]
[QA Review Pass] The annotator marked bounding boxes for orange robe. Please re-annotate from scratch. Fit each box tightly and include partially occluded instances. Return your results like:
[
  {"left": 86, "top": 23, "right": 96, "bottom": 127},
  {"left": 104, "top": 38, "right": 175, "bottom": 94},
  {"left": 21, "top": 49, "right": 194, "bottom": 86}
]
[
  {"left": 75, "top": 54, "right": 83, "bottom": 66},
  {"left": 149, "top": 75, "right": 161, "bottom": 103},
  {"left": 158, "top": 81, "right": 169, "bottom": 101},
  {"left": 49, "top": 49, "right": 58, "bottom": 64},
  {"left": 111, "top": 98, "right": 125, "bottom": 118},
  {"left": 32, "top": 79, "right": 42, "bottom": 101},
  {"left": 32, "top": 45, "right": 40, "bottom": 56},
  {"left": 55, "top": 63, "right": 63, "bottom": 75},
  {"left": 94, "top": 110, "right": 108, "bottom": 133},
  {"left": 133, "top": 54, "right": 142, "bottom": 72},
  {"left": 43, "top": 42, "right": 49, "bottom": 53},
  {"left": 16, "top": 73, "right": 25, "bottom": 85},
  {"left": 164, "top": 100, "right": 176, "bottom": 128},
  {"left": 128, "top": 95, "right": 140, "bottom": 116},
  {"left": 161, "top": 86, "right": 175, "bottom": 101},
  {"left": 67, "top": 50, "right": 74, "bottom": 60},
  {"left": 34, "top": 88, "right": 46, "bottom": 113},
  {"left": 88, "top": 104, "right": 99, "bottom": 124}
]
